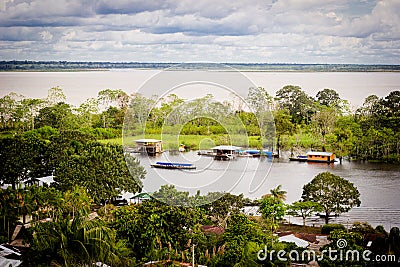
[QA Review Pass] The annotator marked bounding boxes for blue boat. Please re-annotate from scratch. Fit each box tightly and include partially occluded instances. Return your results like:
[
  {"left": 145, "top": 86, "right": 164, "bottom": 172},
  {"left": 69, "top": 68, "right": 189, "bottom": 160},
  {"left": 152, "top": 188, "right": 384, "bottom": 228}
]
[
  {"left": 244, "top": 150, "right": 273, "bottom": 157},
  {"left": 151, "top": 161, "right": 196, "bottom": 169}
]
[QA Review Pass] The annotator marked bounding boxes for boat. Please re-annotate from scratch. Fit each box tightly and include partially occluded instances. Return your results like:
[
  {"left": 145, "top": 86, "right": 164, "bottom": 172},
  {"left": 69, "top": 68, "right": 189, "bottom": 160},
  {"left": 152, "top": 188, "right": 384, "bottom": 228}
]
[
  {"left": 197, "top": 150, "right": 217, "bottom": 157},
  {"left": 211, "top": 145, "right": 241, "bottom": 160},
  {"left": 306, "top": 151, "right": 335, "bottom": 163},
  {"left": 151, "top": 162, "right": 196, "bottom": 169},
  {"left": 289, "top": 155, "right": 308, "bottom": 162},
  {"left": 289, "top": 151, "right": 336, "bottom": 163}
]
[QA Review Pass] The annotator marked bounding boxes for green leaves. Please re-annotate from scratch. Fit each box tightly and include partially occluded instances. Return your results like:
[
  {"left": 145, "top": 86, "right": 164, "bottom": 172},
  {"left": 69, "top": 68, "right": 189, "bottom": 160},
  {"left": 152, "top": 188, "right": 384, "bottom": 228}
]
[
  {"left": 29, "top": 214, "right": 126, "bottom": 266},
  {"left": 55, "top": 142, "right": 145, "bottom": 203},
  {"left": 302, "top": 171, "right": 361, "bottom": 224}
]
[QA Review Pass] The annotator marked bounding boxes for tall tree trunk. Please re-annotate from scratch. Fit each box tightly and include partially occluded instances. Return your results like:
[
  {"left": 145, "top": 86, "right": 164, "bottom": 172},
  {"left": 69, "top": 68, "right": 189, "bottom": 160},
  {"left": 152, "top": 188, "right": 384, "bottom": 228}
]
[{"left": 324, "top": 212, "right": 330, "bottom": 224}]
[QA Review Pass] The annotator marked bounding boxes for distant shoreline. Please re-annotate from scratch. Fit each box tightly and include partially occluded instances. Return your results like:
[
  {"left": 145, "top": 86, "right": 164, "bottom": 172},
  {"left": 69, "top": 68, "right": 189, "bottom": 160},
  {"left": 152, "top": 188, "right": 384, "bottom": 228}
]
[{"left": 1, "top": 61, "right": 400, "bottom": 72}]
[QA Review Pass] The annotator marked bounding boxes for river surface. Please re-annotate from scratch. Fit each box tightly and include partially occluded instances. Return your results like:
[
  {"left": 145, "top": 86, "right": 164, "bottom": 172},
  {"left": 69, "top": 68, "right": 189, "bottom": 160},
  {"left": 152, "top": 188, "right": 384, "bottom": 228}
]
[
  {"left": 1, "top": 70, "right": 399, "bottom": 230},
  {"left": 134, "top": 150, "right": 400, "bottom": 231},
  {"left": 1, "top": 70, "right": 400, "bottom": 107}
]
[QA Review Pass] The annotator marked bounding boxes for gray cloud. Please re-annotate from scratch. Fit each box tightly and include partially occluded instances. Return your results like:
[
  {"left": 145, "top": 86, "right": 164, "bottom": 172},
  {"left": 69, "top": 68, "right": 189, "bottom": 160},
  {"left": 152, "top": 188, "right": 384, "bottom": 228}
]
[{"left": 0, "top": 0, "right": 398, "bottom": 63}]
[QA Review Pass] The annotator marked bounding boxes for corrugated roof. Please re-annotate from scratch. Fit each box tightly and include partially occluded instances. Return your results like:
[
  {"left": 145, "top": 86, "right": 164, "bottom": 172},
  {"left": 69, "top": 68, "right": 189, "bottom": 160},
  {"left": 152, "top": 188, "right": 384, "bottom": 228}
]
[
  {"left": 278, "top": 234, "right": 309, "bottom": 248},
  {"left": 307, "top": 151, "right": 333, "bottom": 156},
  {"left": 134, "top": 139, "right": 162, "bottom": 143},
  {"left": 211, "top": 145, "right": 241, "bottom": 150}
]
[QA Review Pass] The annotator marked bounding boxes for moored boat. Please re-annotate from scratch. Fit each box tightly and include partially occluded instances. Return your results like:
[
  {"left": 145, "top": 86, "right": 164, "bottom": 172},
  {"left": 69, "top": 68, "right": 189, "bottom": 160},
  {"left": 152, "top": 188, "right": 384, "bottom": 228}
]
[
  {"left": 289, "top": 151, "right": 336, "bottom": 163},
  {"left": 289, "top": 155, "right": 308, "bottom": 162},
  {"left": 151, "top": 162, "right": 196, "bottom": 169}
]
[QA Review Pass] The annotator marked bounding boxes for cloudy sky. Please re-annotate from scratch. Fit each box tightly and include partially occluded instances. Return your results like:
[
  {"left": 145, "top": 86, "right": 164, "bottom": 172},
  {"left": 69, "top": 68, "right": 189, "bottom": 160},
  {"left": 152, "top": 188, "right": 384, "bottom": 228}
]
[{"left": 0, "top": 0, "right": 399, "bottom": 63}]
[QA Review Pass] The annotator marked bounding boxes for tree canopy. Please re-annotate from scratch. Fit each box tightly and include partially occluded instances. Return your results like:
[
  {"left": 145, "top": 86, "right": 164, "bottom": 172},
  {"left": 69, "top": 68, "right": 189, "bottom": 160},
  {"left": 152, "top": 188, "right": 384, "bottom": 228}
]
[{"left": 302, "top": 171, "right": 361, "bottom": 224}]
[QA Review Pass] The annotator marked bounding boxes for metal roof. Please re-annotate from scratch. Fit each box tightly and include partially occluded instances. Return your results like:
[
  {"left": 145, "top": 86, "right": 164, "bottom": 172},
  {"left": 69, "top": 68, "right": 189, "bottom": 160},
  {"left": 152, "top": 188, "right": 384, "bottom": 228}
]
[
  {"left": 307, "top": 151, "right": 333, "bottom": 156},
  {"left": 211, "top": 145, "right": 241, "bottom": 150},
  {"left": 134, "top": 139, "right": 162, "bottom": 143},
  {"left": 278, "top": 234, "right": 309, "bottom": 248}
]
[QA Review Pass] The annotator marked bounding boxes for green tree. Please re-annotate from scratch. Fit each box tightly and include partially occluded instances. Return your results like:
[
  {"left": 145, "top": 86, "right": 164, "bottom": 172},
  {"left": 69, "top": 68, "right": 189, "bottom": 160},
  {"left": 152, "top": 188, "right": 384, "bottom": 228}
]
[
  {"left": 54, "top": 142, "right": 145, "bottom": 203},
  {"left": 0, "top": 134, "right": 50, "bottom": 188},
  {"left": 302, "top": 172, "right": 361, "bottom": 224},
  {"left": 273, "top": 109, "right": 295, "bottom": 157},
  {"left": 218, "top": 213, "right": 270, "bottom": 267},
  {"left": 29, "top": 214, "right": 127, "bottom": 266},
  {"left": 287, "top": 201, "right": 322, "bottom": 226},
  {"left": 112, "top": 200, "right": 203, "bottom": 262},
  {"left": 311, "top": 106, "right": 337, "bottom": 151},
  {"left": 62, "top": 186, "right": 93, "bottom": 219},
  {"left": 258, "top": 195, "right": 286, "bottom": 231},
  {"left": 268, "top": 184, "right": 287, "bottom": 201},
  {"left": 275, "top": 85, "right": 315, "bottom": 124},
  {"left": 203, "top": 192, "right": 247, "bottom": 228},
  {"left": 316, "top": 88, "right": 341, "bottom": 108},
  {"left": 35, "top": 102, "right": 78, "bottom": 130},
  {"left": 46, "top": 86, "right": 67, "bottom": 105}
]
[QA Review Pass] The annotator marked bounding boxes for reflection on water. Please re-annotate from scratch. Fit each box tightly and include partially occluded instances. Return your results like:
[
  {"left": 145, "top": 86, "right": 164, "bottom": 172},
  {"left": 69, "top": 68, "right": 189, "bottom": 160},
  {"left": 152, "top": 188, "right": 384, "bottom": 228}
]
[{"left": 137, "top": 151, "right": 400, "bottom": 230}]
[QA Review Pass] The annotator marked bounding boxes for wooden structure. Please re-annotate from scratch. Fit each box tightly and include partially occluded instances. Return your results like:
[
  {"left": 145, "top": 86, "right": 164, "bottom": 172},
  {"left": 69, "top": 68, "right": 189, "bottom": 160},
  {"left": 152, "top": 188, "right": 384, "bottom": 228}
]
[
  {"left": 130, "top": 192, "right": 151, "bottom": 204},
  {"left": 211, "top": 145, "right": 241, "bottom": 160},
  {"left": 134, "top": 139, "right": 162, "bottom": 155},
  {"left": 306, "top": 151, "right": 335, "bottom": 163}
]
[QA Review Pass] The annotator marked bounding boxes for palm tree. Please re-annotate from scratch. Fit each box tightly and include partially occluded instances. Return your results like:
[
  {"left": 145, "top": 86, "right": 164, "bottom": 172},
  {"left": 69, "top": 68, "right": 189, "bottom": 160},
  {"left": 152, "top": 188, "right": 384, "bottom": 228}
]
[
  {"left": 261, "top": 185, "right": 287, "bottom": 201},
  {"left": 30, "top": 213, "right": 124, "bottom": 266},
  {"left": 269, "top": 185, "right": 287, "bottom": 201}
]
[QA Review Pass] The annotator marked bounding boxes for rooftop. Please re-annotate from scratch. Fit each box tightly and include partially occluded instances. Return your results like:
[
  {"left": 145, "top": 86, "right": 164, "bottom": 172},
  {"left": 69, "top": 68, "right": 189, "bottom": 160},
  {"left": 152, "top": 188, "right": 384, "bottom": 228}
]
[
  {"left": 211, "top": 145, "right": 241, "bottom": 150},
  {"left": 307, "top": 151, "right": 333, "bottom": 156},
  {"left": 134, "top": 139, "right": 162, "bottom": 143}
]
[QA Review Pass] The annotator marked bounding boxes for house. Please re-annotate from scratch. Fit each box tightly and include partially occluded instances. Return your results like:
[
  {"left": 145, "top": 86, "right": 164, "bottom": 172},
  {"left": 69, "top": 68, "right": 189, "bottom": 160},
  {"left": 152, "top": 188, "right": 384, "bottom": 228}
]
[
  {"left": 0, "top": 244, "right": 23, "bottom": 267},
  {"left": 278, "top": 234, "right": 309, "bottom": 248},
  {"left": 306, "top": 151, "right": 335, "bottom": 163},
  {"left": 277, "top": 232, "right": 330, "bottom": 251},
  {"left": 134, "top": 139, "right": 163, "bottom": 155},
  {"left": 211, "top": 145, "right": 241, "bottom": 160},
  {"left": 130, "top": 192, "right": 151, "bottom": 204}
]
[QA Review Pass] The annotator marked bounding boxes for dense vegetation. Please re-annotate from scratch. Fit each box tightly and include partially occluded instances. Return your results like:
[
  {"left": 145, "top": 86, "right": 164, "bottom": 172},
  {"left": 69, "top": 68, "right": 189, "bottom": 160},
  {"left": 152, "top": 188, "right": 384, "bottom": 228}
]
[
  {"left": 2, "top": 86, "right": 399, "bottom": 162},
  {"left": 1, "top": 85, "right": 399, "bottom": 265}
]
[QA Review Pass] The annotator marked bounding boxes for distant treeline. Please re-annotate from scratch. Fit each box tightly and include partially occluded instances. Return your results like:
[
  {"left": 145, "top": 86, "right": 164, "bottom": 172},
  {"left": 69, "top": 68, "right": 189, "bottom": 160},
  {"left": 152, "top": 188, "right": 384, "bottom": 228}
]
[{"left": 1, "top": 60, "right": 400, "bottom": 72}]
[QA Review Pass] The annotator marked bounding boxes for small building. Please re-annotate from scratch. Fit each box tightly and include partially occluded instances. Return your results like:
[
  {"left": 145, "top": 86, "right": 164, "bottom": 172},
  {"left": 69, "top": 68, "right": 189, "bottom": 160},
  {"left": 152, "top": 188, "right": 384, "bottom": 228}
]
[
  {"left": 130, "top": 192, "right": 151, "bottom": 204},
  {"left": 306, "top": 151, "right": 335, "bottom": 163},
  {"left": 278, "top": 234, "right": 309, "bottom": 248},
  {"left": 0, "top": 244, "right": 23, "bottom": 267},
  {"left": 211, "top": 145, "right": 241, "bottom": 160},
  {"left": 134, "top": 139, "right": 162, "bottom": 155}
]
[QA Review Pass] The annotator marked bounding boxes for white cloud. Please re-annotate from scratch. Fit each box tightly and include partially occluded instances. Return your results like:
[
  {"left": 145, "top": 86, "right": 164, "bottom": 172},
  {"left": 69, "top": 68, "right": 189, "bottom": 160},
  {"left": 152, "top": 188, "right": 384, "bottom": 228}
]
[
  {"left": 39, "top": 30, "right": 52, "bottom": 41},
  {"left": 0, "top": 0, "right": 398, "bottom": 63}
]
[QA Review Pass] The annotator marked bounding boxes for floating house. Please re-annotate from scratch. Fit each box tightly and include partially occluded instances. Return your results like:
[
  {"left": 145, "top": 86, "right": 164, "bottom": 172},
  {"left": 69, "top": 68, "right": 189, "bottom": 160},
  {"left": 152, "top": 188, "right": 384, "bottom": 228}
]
[
  {"left": 134, "top": 139, "right": 162, "bottom": 155},
  {"left": 211, "top": 145, "right": 241, "bottom": 160},
  {"left": 307, "top": 151, "right": 335, "bottom": 163}
]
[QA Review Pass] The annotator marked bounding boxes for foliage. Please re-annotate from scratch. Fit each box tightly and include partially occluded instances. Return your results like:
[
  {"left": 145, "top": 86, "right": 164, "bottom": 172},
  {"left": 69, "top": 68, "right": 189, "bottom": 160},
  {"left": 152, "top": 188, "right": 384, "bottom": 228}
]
[
  {"left": 0, "top": 134, "right": 51, "bottom": 188},
  {"left": 54, "top": 142, "right": 145, "bottom": 203},
  {"left": 275, "top": 85, "right": 315, "bottom": 124},
  {"left": 203, "top": 192, "right": 248, "bottom": 228},
  {"left": 112, "top": 200, "right": 203, "bottom": 263},
  {"left": 27, "top": 214, "right": 131, "bottom": 266},
  {"left": 287, "top": 201, "right": 322, "bottom": 226},
  {"left": 217, "top": 213, "right": 271, "bottom": 267},
  {"left": 258, "top": 196, "right": 286, "bottom": 231},
  {"left": 321, "top": 223, "right": 346, "bottom": 234},
  {"left": 302, "top": 172, "right": 361, "bottom": 224}
]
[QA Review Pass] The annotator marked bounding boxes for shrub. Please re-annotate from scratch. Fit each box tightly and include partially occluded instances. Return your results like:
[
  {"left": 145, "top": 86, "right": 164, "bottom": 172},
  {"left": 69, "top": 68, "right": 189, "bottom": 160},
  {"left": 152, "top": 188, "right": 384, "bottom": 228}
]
[{"left": 321, "top": 223, "right": 346, "bottom": 234}]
